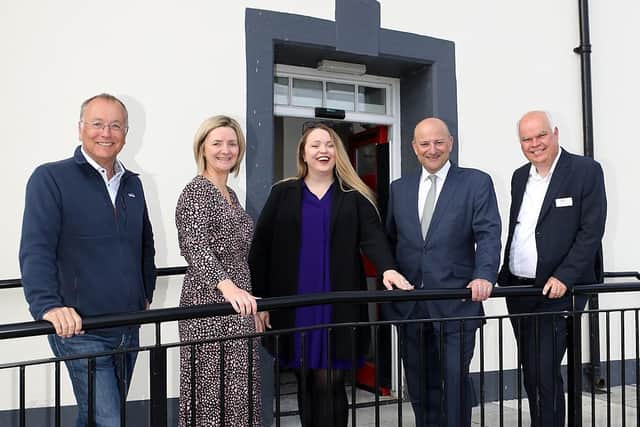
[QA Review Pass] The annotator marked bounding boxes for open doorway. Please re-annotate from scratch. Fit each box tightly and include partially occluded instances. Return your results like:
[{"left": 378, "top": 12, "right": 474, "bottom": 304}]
[
  {"left": 274, "top": 115, "right": 394, "bottom": 392},
  {"left": 274, "top": 117, "right": 388, "bottom": 184}
]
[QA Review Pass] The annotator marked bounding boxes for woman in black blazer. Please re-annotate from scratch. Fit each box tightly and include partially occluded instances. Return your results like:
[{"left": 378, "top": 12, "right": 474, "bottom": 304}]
[{"left": 249, "top": 123, "right": 411, "bottom": 427}]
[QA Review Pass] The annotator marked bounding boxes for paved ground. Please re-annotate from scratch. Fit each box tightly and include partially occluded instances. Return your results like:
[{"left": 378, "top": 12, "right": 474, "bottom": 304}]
[
  {"left": 478, "top": 385, "right": 637, "bottom": 426},
  {"left": 269, "top": 381, "right": 639, "bottom": 426}
]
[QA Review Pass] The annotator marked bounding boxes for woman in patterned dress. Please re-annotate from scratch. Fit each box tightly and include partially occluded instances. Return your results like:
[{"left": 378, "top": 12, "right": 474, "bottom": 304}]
[
  {"left": 175, "top": 115, "right": 261, "bottom": 426},
  {"left": 250, "top": 123, "right": 412, "bottom": 427}
]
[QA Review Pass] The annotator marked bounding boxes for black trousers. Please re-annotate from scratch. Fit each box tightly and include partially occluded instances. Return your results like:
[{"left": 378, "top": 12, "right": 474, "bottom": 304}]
[
  {"left": 296, "top": 369, "right": 348, "bottom": 427},
  {"left": 506, "top": 294, "right": 586, "bottom": 427},
  {"left": 508, "top": 309, "right": 567, "bottom": 427}
]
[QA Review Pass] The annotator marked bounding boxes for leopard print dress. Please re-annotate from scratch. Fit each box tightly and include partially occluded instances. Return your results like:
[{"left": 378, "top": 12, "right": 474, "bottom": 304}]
[{"left": 176, "top": 175, "right": 261, "bottom": 427}]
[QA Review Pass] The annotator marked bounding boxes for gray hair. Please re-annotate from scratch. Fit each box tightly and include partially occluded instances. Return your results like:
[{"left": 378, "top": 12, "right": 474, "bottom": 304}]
[
  {"left": 517, "top": 110, "right": 556, "bottom": 135},
  {"left": 79, "top": 93, "right": 129, "bottom": 126}
]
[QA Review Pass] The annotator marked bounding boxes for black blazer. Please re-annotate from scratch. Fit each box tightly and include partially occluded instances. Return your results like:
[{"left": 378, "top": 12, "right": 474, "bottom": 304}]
[
  {"left": 249, "top": 179, "right": 396, "bottom": 356},
  {"left": 498, "top": 149, "right": 607, "bottom": 311}
]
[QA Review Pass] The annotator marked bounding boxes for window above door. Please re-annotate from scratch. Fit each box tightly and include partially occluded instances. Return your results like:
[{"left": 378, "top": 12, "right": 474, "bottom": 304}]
[{"left": 274, "top": 64, "right": 398, "bottom": 125}]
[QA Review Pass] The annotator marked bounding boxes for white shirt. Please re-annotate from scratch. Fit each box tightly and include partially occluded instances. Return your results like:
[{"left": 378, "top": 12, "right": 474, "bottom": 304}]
[
  {"left": 417, "top": 160, "right": 450, "bottom": 221},
  {"left": 81, "top": 147, "right": 125, "bottom": 206},
  {"left": 509, "top": 149, "right": 562, "bottom": 278}
]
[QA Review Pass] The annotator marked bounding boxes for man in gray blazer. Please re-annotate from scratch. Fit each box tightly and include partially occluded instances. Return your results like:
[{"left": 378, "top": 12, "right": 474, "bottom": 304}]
[{"left": 385, "top": 117, "right": 501, "bottom": 427}]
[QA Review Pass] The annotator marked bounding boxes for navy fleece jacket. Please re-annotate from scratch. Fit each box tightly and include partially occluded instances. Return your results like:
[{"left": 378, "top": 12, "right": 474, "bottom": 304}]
[{"left": 19, "top": 146, "right": 156, "bottom": 320}]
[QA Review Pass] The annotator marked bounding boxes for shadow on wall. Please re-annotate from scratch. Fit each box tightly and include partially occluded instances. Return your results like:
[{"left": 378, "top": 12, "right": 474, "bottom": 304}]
[{"left": 117, "top": 95, "right": 168, "bottom": 308}]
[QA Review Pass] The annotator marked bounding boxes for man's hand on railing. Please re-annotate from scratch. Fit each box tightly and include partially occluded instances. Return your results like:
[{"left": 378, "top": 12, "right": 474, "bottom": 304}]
[
  {"left": 255, "top": 311, "right": 271, "bottom": 333},
  {"left": 217, "top": 279, "right": 258, "bottom": 316},
  {"left": 42, "top": 306, "right": 84, "bottom": 338},
  {"left": 382, "top": 269, "right": 414, "bottom": 290},
  {"left": 466, "top": 279, "right": 494, "bottom": 302},
  {"left": 542, "top": 276, "right": 568, "bottom": 299}
]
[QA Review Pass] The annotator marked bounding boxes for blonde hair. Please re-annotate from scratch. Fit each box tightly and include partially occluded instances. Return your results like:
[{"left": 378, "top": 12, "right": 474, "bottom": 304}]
[
  {"left": 294, "top": 123, "right": 378, "bottom": 214},
  {"left": 192, "top": 115, "right": 246, "bottom": 176}
]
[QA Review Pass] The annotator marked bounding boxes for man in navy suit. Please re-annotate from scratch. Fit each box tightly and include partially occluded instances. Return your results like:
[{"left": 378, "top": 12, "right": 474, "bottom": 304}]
[
  {"left": 498, "top": 110, "right": 607, "bottom": 427},
  {"left": 385, "top": 117, "right": 502, "bottom": 427}
]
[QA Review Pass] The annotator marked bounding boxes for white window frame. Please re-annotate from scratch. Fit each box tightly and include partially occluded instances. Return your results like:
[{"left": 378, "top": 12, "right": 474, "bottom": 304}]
[{"left": 274, "top": 64, "right": 402, "bottom": 181}]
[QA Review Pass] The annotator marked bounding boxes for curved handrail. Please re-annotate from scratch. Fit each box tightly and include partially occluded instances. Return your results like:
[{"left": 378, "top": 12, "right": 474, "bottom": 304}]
[
  {"left": 2, "top": 282, "right": 640, "bottom": 340},
  {"left": 0, "top": 266, "right": 189, "bottom": 290},
  {"left": 1, "top": 268, "right": 638, "bottom": 290}
]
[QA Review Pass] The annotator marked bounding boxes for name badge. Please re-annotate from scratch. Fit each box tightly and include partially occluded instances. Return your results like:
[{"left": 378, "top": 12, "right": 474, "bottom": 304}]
[{"left": 555, "top": 197, "right": 573, "bottom": 208}]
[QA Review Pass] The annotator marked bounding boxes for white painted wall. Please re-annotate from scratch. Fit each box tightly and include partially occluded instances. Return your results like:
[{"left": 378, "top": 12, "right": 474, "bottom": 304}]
[{"left": 0, "top": 0, "right": 637, "bottom": 411}]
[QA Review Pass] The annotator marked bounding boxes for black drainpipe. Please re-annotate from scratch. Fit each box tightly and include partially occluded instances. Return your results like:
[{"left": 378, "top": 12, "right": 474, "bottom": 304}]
[
  {"left": 574, "top": 0, "right": 604, "bottom": 390},
  {"left": 574, "top": 0, "right": 594, "bottom": 157}
]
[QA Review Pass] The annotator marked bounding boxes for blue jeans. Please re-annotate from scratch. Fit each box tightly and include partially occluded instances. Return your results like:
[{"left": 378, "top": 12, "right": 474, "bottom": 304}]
[{"left": 48, "top": 328, "right": 139, "bottom": 427}]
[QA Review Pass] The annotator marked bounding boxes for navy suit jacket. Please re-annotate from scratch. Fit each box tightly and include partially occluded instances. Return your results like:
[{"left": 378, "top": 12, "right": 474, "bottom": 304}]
[
  {"left": 498, "top": 149, "right": 607, "bottom": 312},
  {"left": 383, "top": 163, "right": 502, "bottom": 326}
]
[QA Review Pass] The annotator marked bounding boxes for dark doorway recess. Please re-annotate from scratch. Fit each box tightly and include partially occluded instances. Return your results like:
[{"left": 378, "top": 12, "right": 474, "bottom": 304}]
[{"left": 245, "top": 0, "right": 459, "bottom": 219}]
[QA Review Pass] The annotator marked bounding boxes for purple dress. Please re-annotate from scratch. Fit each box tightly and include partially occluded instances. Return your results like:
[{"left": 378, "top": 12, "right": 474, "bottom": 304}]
[{"left": 288, "top": 184, "right": 360, "bottom": 370}]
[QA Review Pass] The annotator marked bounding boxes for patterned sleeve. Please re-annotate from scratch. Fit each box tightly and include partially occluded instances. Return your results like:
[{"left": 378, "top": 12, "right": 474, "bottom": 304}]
[{"left": 175, "top": 180, "right": 230, "bottom": 289}]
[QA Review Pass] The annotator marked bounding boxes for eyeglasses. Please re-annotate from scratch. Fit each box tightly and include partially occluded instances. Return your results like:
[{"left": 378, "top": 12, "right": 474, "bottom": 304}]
[{"left": 80, "top": 121, "right": 127, "bottom": 133}]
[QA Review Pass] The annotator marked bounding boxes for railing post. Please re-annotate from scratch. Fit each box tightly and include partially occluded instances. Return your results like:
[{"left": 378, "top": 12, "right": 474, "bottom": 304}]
[
  {"left": 567, "top": 292, "right": 583, "bottom": 427},
  {"left": 149, "top": 346, "right": 168, "bottom": 427},
  {"left": 88, "top": 357, "right": 96, "bottom": 427},
  {"left": 19, "top": 366, "right": 25, "bottom": 427}
]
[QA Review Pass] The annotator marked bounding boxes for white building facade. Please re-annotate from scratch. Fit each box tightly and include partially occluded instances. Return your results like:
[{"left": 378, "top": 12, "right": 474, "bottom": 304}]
[{"left": 0, "top": 0, "right": 638, "bottom": 417}]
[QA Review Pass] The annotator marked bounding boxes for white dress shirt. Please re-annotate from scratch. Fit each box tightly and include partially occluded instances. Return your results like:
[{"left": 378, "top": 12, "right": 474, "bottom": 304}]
[
  {"left": 417, "top": 160, "right": 450, "bottom": 222},
  {"left": 81, "top": 147, "right": 125, "bottom": 206},
  {"left": 509, "top": 149, "right": 562, "bottom": 278}
]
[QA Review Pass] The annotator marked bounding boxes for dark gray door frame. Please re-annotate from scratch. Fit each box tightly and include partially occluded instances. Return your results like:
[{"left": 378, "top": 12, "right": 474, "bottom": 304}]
[{"left": 245, "top": 1, "right": 458, "bottom": 218}]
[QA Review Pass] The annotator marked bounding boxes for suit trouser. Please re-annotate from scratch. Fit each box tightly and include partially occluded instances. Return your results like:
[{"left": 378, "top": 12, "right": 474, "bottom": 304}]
[
  {"left": 507, "top": 299, "right": 569, "bottom": 427},
  {"left": 399, "top": 318, "right": 477, "bottom": 427}
]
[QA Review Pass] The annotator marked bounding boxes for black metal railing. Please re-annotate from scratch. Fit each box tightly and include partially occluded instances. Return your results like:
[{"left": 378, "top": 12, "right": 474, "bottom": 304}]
[
  {"left": 0, "top": 267, "right": 640, "bottom": 426},
  {"left": 0, "top": 266, "right": 189, "bottom": 290},
  {"left": 2, "top": 269, "right": 636, "bottom": 290},
  {"left": 1, "top": 281, "right": 640, "bottom": 426}
]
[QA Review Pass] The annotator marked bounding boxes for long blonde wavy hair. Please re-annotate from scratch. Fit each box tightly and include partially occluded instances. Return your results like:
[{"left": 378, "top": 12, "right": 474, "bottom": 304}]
[{"left": 292, "top": 123, "right": 378, "bottom": 214}]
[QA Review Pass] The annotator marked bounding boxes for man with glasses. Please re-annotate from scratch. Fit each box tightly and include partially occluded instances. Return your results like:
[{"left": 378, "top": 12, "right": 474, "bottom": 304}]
[
  {"left": 19, "top": 93, "right": 156, "bottom": 426},
  {"left": 499, "top": 110, "right": 607, "bottom": 427}
]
